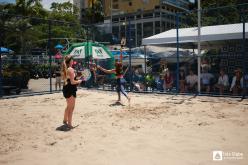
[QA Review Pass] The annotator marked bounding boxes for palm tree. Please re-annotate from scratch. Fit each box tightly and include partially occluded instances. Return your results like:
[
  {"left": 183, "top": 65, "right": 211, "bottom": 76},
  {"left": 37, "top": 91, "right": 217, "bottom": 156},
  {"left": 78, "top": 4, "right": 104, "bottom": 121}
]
[
  {"left": 88, "top": 0, "right": 97, "bottom": 7},
  {"left": 15, "top": 0, "right": 44, "bottom": 16},
  {"left": 84, "top": 0, "right": 103, "bottom": 24}
]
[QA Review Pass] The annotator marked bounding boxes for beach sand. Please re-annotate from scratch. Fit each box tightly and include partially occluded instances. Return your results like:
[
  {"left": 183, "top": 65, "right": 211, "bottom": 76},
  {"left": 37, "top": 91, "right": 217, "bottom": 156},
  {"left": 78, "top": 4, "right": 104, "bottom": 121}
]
[{"left": 0, "top": 90, "right": 247, "bottom": 165}]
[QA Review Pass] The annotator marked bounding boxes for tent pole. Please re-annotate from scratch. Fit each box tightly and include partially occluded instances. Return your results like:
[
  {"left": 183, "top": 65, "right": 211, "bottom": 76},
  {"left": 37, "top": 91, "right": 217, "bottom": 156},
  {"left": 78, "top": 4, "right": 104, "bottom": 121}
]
[
  {"left": 144, "top": 45, "right": 147, "bottom": 75},
  {"left": 197, "top": 0, "right": 201, "bottom": 94}
]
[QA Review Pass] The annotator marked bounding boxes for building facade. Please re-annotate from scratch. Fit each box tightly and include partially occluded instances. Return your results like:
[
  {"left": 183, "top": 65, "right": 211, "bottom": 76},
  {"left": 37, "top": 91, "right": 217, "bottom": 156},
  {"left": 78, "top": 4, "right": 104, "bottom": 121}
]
[
  {"left": 73, "top": 0, "right": 91, "bottom": 21},
  {"left": 103, "top": 0, "right": 190, "bottom": 47}
]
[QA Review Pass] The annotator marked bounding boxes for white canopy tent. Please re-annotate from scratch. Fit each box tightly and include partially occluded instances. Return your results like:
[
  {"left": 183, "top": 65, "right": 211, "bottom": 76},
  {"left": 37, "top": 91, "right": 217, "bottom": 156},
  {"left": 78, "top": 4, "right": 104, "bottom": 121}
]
[
  {"left": 142, "top": 22, "right": 247, "bottom": 93},
  {"left": 142, "top": 23, "right": 248, "bottom": 45}
]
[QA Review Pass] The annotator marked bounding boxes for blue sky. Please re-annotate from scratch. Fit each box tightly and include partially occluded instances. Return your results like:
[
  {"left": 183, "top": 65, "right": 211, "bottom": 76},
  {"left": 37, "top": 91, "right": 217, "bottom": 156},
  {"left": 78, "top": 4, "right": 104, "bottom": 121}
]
[
  {"left": 42, "top": 0, "right": 72, "bottom": 10},
  {"left": 0, "top": 0, "right": 15, "bottom": 4}
]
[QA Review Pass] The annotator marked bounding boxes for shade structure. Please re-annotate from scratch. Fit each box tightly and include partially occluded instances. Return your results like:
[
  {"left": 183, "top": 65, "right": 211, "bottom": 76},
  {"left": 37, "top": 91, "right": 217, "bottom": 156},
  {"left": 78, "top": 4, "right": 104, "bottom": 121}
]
[
  {"left": 111, "top": 50, "right": 128, "bottom": 56},
  {"left": 0, "top": 47, "right": 13, "bottom": 53},
  {"left": 55, "top": 44, "right": 64, "bottom": 49},
  {"left": 142, "top": 23, "right": 248, "bottom": 45},
  {"left": 63, "top": 42, "right": 113, "bottom": 60}
]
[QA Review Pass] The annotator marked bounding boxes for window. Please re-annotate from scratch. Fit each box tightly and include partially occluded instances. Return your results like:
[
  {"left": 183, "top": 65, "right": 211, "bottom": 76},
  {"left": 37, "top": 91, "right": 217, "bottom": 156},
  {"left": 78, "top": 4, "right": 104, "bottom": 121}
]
[
  {"left": 155, "top": 21, "right": 161, "bottom": 34},
  {"left": 113, "top": 4, "right": 119, "bottom": 9},
  {"left": 112, "top": 18, "right": 119, "bottom": 23},
  {"left": 155, "top": 12, "right": 160, "bottom": 17},
  {"left": 136, "top": 15, "right": 141, "bottom": 19},
  {"left": 143, "top": 22, "right": 153, "bottom": 38},
  {"left": 143, "top": 13, "right": 153, "bottom": 19}
]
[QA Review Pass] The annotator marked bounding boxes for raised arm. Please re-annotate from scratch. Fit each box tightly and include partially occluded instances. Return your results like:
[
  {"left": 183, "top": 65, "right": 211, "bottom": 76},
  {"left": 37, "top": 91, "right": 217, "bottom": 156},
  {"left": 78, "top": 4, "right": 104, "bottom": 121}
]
[
  {"left": 123, "top": 66, "right": 129, "bottom": 76},
  {"left": 97, "top": 65, "right": 115, "bottom": 74}
]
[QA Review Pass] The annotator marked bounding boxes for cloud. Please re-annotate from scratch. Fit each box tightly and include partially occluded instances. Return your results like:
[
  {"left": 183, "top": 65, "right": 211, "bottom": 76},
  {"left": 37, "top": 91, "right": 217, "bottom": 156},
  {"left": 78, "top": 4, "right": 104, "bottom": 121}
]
[{"left": 42, "top": 0, "right": 72, "bottom": 10}]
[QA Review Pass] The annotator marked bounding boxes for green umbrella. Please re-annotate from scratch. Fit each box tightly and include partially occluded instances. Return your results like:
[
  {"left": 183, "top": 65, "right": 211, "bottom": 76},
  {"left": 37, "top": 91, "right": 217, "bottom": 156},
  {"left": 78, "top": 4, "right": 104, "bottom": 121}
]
[{"left": 63, "top": 42, "right": 113, "bottom": 60}]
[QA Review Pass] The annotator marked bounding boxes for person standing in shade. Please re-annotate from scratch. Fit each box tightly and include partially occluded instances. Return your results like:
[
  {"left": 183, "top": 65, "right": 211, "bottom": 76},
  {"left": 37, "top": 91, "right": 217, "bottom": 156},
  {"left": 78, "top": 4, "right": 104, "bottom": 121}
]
[
  {"left": 163, "top": 68, "right": 173, "bottom": 91},
  {"left": 54, "top": 66, "right": 62, "bottom": 91},
  {"left": 179, "top": 69, "right": 186, "bottom": 93}
]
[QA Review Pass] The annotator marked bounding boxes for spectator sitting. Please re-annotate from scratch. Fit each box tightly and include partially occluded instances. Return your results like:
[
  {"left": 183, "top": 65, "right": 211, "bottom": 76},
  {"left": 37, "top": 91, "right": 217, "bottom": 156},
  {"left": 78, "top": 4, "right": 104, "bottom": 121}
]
[
  {"left": 214, "top": 69, "right": 229, "bottom": 95},
  {"left": 200, "top": 68, "right": 214, "bottom": 93},
  {"left": 242, "top": 74, "right": 248, "bottom": 99},
  {"left": 133, "top": 68, "right": 145, "bottom": 91},
  {"left": 163, "top": 68, "right": 173, "bottom": 91},
  {"left": 145, "top": 73, "right": 155, "bottom": 91},
  {"left": 186, "top": 70, "right": 198, "bottom": 93},
  {"left": 155, "top": 73, "right": 164, "bottom": 91},
  {"left": 179, "top": 69, "right": 186, "bottom": 93},
  {"left": 230, "top": 68, "right": 243, "bottom": 96}
]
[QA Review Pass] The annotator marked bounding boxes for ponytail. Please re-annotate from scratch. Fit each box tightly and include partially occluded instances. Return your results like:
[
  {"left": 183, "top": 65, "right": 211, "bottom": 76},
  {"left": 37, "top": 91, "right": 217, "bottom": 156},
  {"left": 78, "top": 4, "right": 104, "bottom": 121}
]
[{"left": 61, "top": 55, "right": 73, "bottom": 85}]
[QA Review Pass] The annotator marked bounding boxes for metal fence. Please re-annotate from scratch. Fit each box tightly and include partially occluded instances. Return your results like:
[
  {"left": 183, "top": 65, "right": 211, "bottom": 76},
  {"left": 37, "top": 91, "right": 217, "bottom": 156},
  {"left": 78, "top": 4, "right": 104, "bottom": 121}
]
[{"left": 0, "top": 3, "right": 247, "bottom": 98}]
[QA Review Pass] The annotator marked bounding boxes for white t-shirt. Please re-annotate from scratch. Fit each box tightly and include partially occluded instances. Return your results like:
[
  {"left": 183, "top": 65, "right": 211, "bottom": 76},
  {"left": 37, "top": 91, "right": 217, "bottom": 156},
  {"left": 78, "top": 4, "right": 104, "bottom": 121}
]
[
  {"left": 218, "top": 74, "right": 229, "bottom": 86},
  {"left": 201, "top": 73, "right": 214, "bottom": 85},
  {"left": 186, "top": 75, "right": 198, "bottom": 85}
]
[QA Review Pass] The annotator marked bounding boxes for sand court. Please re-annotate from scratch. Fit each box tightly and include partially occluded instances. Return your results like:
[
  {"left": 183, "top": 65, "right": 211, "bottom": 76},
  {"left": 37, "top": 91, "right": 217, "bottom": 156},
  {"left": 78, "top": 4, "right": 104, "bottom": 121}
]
[{"left": 0, "top": 90, "right": 248, "bottom": 165}]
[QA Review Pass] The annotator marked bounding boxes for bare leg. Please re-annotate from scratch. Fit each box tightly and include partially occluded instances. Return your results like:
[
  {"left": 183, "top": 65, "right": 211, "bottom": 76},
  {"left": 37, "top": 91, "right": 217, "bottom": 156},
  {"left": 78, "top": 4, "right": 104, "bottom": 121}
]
[
  {"left": 117, "top": 91, "right": 121, "bottom": 101},
  {"left": 67, "top": 96, "right": 76, "bottom": 128},
  {"left": 120, "top": 84, "right": 130, "bottom": 101},
  {"left": 59, "top": 82, "right": 61, "bottom": 90},
  {"left": 63, "top": 99, "right": 70, "bottom": 124}
]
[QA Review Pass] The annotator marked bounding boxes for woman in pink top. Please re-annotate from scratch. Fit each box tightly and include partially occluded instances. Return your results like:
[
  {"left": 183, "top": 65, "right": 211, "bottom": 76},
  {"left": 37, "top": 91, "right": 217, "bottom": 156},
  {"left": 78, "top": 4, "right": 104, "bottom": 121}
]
[{"left": 97, "top": 61, "right": 130, "bottom": 103}]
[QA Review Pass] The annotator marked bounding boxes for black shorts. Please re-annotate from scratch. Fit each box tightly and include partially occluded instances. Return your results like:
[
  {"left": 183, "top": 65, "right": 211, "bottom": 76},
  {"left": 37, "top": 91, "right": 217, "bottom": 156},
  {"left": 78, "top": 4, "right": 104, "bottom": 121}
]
[{"left": 63, "top": 84, "right": 77, "bottom": 98}]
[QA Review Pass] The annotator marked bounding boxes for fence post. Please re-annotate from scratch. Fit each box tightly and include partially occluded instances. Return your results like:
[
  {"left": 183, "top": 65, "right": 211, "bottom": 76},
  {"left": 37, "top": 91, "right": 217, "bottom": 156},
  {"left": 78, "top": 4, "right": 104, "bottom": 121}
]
[
  {"left": 144, "top": 45, "right": 147, "bottom": 76},
  {"left": 0, "top": 16, "right": 3, "bottom": 97},
  {"left": 48, "top": 20, "right": 52, "bottom": 93},
  {"left": 242, "top": 16, "right": 246, "bottom": 99},
  {"left": 0, "top": 51, "right": 2, "bottom": 98},
  {"left": 197, "top": 0, "right": 201, "bottom": 94},
  {"left": 176, "top": 13, "right": 180, "bottom": 94},
  {"left": 128, "top": 17, "right": 133, "bottom": 92}
]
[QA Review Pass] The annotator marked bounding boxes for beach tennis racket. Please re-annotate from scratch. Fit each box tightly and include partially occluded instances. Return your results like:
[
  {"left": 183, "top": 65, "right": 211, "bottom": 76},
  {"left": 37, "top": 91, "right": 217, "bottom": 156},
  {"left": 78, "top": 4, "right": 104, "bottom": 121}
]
[{"left": 80, "top": 69, "right": 92, "bottom": 81}]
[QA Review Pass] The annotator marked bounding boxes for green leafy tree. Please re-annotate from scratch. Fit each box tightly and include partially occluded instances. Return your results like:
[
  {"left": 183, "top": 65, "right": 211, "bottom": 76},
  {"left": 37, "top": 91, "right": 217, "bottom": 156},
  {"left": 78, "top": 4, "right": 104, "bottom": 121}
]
[
  {"left": 83, "top": 0, "right": 104, "bottom": 24},
  {"left": 181, "top": 0, "right": 248, "bottom": 27},
  {"left": 15, "top": 0, "right": 47, "bottom": 17}
]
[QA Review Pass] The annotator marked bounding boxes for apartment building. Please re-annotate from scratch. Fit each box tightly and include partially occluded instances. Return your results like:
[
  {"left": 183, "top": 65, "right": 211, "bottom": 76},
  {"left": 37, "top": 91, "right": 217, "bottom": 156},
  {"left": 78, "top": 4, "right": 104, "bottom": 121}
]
[{"left": 103, "top": 0, "right": 190, "bottom": 46}]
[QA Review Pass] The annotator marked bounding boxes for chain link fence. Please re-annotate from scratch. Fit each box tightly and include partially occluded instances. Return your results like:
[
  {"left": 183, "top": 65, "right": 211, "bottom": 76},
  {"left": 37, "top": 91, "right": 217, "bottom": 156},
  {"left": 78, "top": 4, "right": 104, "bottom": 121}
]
[{"left": 0, "top": 3, "right": 247, "bottom": 98}]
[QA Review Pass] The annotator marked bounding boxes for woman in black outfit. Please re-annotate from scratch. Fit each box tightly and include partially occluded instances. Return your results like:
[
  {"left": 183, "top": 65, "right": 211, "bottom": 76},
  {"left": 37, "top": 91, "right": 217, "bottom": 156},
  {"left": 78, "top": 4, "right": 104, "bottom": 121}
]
[{"left": 61, "top": 55, "right": 82, "bottom": 129}]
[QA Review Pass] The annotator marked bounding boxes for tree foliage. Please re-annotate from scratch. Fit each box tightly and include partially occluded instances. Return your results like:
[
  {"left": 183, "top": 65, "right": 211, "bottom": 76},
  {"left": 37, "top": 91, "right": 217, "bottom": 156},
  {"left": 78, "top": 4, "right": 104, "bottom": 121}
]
[
  {"left": 181, "top": 0, "right": 248, "bottom": 27},
  {"left": 0, "top": 1, "right": 86, "bottom": 55}
]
